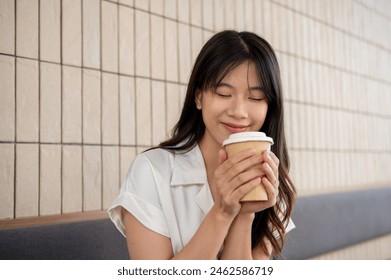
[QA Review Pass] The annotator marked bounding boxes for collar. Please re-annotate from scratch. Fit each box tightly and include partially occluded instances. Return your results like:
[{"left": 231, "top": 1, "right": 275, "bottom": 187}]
[
  {"left": 170, "top": 144, "right": 213, "bottom": 214},
  {"left": 170, "top": 144, "right": 207, "bottom": 186}
]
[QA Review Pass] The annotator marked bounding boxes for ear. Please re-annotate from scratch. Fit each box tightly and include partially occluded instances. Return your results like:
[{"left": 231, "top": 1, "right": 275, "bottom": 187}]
[{"left": 195, "top": 90, "right": 202, "bottom": 110}]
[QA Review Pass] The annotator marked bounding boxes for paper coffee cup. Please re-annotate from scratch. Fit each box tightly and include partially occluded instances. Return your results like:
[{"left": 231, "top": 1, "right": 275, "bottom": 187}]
[{"left": 222, "top": 132, "right": 274, "bottom": 201}]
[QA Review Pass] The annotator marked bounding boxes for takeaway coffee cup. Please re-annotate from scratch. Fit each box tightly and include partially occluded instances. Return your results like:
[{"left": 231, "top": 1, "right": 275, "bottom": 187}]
[{"left": 222, "top": 132, "right": 274, "bottom": 201}]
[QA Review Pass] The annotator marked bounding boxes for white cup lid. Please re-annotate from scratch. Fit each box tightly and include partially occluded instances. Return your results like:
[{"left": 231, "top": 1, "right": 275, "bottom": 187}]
[{"left": 222, "top": 132, "right": 274, "bottom": 146}]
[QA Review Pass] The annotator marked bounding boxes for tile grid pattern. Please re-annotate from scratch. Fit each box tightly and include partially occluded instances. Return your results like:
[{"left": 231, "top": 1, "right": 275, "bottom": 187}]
[{"left": 0, "top": 0, "right": 390, "bottom": 227}]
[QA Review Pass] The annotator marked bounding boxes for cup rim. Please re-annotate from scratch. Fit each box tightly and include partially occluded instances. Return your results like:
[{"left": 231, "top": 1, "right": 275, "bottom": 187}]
[{"left": 222, "top": 132, "right": 274, "bottom": 146}]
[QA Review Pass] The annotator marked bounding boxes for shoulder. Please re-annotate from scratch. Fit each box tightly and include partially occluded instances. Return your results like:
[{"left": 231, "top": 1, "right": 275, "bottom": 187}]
[
  {"left": 125, "top": 148, "right": 176, "bottom": 185},
  {"left": 132, "top": 148, "right": 174, "bottom": 173}
]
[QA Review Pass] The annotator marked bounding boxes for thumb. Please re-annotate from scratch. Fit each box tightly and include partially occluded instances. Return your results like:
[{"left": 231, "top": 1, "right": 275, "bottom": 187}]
[{"left": 218, "top": 148, "right": 228, "bottom": 165}]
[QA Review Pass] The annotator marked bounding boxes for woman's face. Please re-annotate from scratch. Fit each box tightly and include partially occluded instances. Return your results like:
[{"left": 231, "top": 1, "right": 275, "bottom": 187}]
[{"left": 196, "top": 61, "right": 268, "bottom": 149}]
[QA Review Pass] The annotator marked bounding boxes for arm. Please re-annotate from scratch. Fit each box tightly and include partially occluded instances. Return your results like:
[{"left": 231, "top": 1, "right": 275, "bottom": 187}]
[
  {"left": 123, "top": 206, "right": 235, "bottom": 260},
  {"left": 220, "top": 213, "right": 254, "bottom": 260}
]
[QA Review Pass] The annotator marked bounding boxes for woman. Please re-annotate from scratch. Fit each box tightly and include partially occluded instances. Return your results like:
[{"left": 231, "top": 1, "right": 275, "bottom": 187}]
[{"left": 108, "top": 30, "right": 296, "bottom": 259}]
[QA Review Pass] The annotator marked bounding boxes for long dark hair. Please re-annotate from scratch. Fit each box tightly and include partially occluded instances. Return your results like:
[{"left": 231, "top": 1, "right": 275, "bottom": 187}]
[{"left": 159, "top": 30, "right": 296, "bottom": 257}]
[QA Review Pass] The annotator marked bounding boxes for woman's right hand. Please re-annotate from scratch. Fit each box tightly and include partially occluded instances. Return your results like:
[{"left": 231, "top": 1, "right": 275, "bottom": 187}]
[{"left": 212, "top": 148, "right": 264, "bottom": 219}]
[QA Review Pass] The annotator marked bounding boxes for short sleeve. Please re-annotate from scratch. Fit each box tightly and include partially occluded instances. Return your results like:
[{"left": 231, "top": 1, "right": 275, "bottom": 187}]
[
  {"left": 108, "top": 154, "right": 170, "bottom": 238},
  {"left": 273, "top": 201, "right": 295, "bottom": 239}
]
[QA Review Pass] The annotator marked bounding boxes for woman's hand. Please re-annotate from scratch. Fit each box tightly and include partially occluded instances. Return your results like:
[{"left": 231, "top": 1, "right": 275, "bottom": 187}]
[
  {"left": 212, "top": 148, "right": 265, "bottom": 219},
  {"left": 240, "top": 150, "right": 280, "bottom": 214}
]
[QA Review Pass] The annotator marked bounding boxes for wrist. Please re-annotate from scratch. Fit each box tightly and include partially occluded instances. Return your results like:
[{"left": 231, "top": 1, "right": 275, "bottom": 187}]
[
  {"left": 235, "top": 212, "right": 255, "bottom": 223},
  {"left": 210, "top": 205, "right": 237, "bottom": 224}
]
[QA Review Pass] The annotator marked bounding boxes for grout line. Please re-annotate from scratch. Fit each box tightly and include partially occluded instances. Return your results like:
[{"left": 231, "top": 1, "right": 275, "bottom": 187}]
[
  {"left": 133, "top": 1, "right": 138, "bottom": 151},
  {"left": 13, "top": 0, "right": 17, "bottom": 219},
  {"left": 60, "top": 0, "right": 63, "bottom": 215},
  {"left": 3, "top": 41, "right": 390, "bottom": 87},
  {"left": 149, "top": 0, "right": 153, "bottom": 147},
  {"left": 163, "top": 1, "right": 168, "bottom": 141},
  {"left": 80, "top": 0, "right": 84, "bottom": 212},
  {"left": 2, "top": 141, "right": 388, "bottom": 155},
  {"left": 117, "top": 1, "right": 121, "bottom": 192},
  {"left": 99, "top": 0, "right": 103, "bottom": 210},
  {"left": 38, "top": 0, "right": 41, "bottom": 217}
]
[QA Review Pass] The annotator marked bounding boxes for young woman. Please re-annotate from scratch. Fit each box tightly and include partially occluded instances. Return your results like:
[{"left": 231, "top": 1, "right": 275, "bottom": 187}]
[{"left": 109, "top": 30, "right": 296, "bottom": 260}]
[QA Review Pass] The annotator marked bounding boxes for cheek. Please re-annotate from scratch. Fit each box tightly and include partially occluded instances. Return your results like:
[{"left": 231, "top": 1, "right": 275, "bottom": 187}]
[{"left": 252, "top": 103, "right": 268, "bottom": 127}]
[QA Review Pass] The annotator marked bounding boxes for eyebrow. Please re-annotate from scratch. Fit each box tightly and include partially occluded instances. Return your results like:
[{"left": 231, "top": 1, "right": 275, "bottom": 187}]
[{"left": 216, "top": 82, "right": 265, "bottom": 92}]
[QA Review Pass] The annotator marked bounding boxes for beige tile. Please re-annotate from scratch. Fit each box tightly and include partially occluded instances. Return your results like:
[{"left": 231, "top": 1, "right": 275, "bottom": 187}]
[
  {"left": 202, "top": 30, "right": 214, "bottom": 45},
  {"left": 0, "top": 0, "right": 15, "bottom": 54},
  {"left": 119, "top": 5, "right": 134, "bottom": 75},
  {"left": 62, "top": 145, "right": 82, "bottom": 213},
  {"left": 243, "top": 0, "right": 254, "bottom": 31},
  {"left": 151, "top": 15, "right": 165, "bottom": 80},
  {"left": 119, "top": 0, "right": 133, "bottom": 6},
  {"left": 178, "top": 23, "right": 191, "bottom": 84},
  {"left": 62, "top": 66, "right": 82, "bottom": 143},
  {"left": 152, "top": 80, "right": 166, "bottom": 146},
  {"left": 102, "top": 73, "right": 119, "bottom": 145},
  {"left": 165, "top": 19, "right": 178, "bottom": 82},
  {"left": 16, "top": 0, "right": 38, "bottom": 59},
  {"left": 289, "top": 103, "right": 300, "bottom": 148},
  {"left": 260, "top": 0, "right": 272, "bottom": 43},
  {"left": 190, "top": 0, "right": 202, "bottom": 27},
  {"left": 150, "top": 0, "right": 163, "bottom": 14},
  {"left": 40, "top": 144, "right": 61, "bottom": 216},
  {"left": 223, "top": 0, "right": 235, "bottom": 30},
  {"left": 202, "top": 0, "right": 213, "bottom": 30},
  {"left": 254, "top": 0, "right": 262, "bottom": 35},
  {"left": 83, "top": 145, "right": 101, "bottom": 211},
  {"left": 179, "top": 85, "right": 186, "bottom": 113},
  {"left": 83, "top": 0, "right": 100, "bottom": 69},
  {"left": 134, "top": 0, "right": 149, "bottom": 10},
  {"left": 0, "top": 144, "right": 14, "bottom": 219},
  {"left": 120, "top": 76, "right": 136, "bottom": 145},
  {"left": 284, "top": 101, "right": 293, "bottom": 149},
  {"left": 270, "top": 3, "right": 282, "bottom": 50},
  {"left": 15, "top": 144, "right": 39, "bottom": 218},
  {"left": 0, "top": 55, "right": 15, "bottom": 141},
  {"left": 102, "top": 146, "right": 119, "bottom": 209},
  {"left": 62, "top": 0, "right": 82, "bottom": 66},
  {"left": 16, "top": 58, "right": 39, "bottom": 142},
  {"left": 120, "top": 146, "right": 136, "bottom": 185},
  {"left": 166, "top": 83, "right": 180, "bottom": 136},
  {"left": 191, "top": 27, "right": 203, "bottom": 63},
  {"left": 136, "top": 78, "right": 151, "bottom": 146},
  {"left": 164, "top": 0, "right": 177, "bottom": 19},
  {"left": 40, "top": 0, "right": 61, "bottom": 63},
  {"left": 178, "top": 0, "right": 189, "bottom": 23},
  {"left": 83, "top": 69, "right": 101, "bottom": 144},
  {"left": 102, "top": 1, "right": 118, "bottom": 72},
  {"left": 40, "top": 62, "right": 61, "bottom": 143},
  {"left": 235, "top": 0, "right": 245, "bottom": 31},
  {"left": 135, "top": 9, "right": 150, "bottom": 77}
]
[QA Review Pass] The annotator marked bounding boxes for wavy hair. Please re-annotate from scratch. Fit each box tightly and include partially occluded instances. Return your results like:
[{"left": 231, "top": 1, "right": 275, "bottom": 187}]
[{"left": 158, "top": 30, "right": 296, "bottom": 257}]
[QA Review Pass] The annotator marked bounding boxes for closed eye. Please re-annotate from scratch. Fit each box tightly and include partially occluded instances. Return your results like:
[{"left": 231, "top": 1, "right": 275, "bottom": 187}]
[
  {"left": 215, "top": 92, "right": 231, "bottom": 98},
  {"left": 248, "top": 97, "right": 265, "bottom": 101}
]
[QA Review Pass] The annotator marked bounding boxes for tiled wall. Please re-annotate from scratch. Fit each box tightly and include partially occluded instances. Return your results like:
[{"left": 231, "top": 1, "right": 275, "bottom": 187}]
[{"left": 1, "top": 0, "right": 391, "bottom": 257}]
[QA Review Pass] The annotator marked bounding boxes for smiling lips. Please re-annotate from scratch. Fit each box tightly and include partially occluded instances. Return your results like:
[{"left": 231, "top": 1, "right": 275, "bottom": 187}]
[{"left": 222, "top": 122, "right": 250, "bottom": 133}]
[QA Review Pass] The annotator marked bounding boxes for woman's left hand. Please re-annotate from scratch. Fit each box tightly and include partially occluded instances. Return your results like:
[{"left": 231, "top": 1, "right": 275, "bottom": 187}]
[{"left": 240, "top": 150, "right": 280, "bottom": 214}]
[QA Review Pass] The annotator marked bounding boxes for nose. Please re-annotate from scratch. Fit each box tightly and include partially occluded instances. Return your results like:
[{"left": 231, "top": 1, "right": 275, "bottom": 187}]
[{"left": 227, "top": 97, "right": 248, "bottom": 119}]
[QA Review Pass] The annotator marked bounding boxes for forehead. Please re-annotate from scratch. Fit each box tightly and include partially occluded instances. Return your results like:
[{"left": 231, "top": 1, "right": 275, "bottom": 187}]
[{"left": 219, "top": 61, "right": 262, "bottom": 86}]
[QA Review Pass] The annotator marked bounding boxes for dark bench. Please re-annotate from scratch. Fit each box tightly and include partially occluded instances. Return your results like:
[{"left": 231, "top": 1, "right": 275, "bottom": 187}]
[
  {"left": 1, "top": 186, "right": 390, "bottom": 260},
  {"left": 281, "top": 186, "right": 391, "bottom": 259},
  {"left": 0, "top": 218, "right": 129, "bottom": 260}
]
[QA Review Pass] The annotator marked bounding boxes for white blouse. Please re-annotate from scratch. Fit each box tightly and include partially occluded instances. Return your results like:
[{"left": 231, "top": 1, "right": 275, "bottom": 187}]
[{"left": 108, "top": 144, "right": 295, "bottom": 256}]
